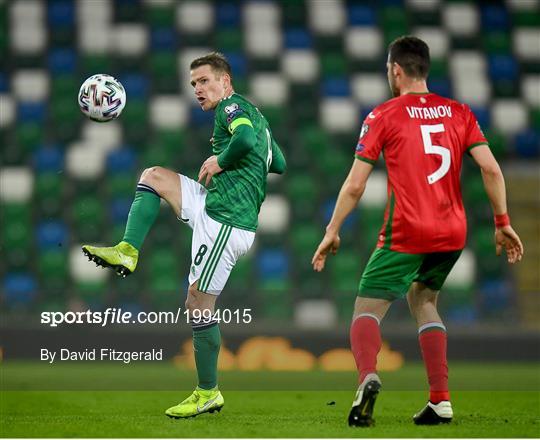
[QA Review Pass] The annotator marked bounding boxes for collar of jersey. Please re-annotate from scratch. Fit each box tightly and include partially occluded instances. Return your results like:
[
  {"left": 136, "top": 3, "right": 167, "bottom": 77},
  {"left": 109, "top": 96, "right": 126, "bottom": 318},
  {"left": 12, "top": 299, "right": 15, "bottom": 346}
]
[{"left": 220, "top": 92, "right": 236, "bottom": 102}]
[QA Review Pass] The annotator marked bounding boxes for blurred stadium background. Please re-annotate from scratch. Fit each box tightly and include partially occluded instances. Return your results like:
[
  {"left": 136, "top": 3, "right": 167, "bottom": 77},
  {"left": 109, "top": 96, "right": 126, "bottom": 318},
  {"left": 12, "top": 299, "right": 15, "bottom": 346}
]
[{"left": 0, "top": 0, "right": 539, "bottom": 365}]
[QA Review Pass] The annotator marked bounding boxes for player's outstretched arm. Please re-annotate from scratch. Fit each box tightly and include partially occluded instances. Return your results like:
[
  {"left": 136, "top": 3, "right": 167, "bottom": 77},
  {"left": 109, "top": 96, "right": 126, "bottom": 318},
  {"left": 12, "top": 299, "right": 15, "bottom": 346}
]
[
  {"left": 495, "top": 225, "right": 523, "bottom": 264},
  {"left": 470, "top": 145, "right": 524, "bottom": 263},
  {"left": 312, "top": 159, "right": 373, "bottom": 272}
]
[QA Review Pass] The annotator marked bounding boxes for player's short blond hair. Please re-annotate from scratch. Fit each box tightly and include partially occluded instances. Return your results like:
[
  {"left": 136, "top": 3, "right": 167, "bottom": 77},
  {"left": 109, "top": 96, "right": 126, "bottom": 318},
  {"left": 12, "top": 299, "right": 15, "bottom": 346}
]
[{"left": 190, "top": 52, "right": 232, "bottom": 79}]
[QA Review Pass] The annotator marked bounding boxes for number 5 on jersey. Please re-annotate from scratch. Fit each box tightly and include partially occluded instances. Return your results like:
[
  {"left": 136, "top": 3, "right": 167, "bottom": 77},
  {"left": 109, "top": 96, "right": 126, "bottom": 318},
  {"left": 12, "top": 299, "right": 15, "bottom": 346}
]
[{"left": 421, "top": 124, "right": 450, "bottom": 185}]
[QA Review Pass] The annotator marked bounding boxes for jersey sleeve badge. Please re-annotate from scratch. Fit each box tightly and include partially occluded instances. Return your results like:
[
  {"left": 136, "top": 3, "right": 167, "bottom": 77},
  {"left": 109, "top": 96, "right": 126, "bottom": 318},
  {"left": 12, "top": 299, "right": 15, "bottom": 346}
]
[
  {"left": 359, "top": 122, "right": 369, "bottom": 139},
  {"left": 224, "top": 102, "right": 245, "bottom": 123}
]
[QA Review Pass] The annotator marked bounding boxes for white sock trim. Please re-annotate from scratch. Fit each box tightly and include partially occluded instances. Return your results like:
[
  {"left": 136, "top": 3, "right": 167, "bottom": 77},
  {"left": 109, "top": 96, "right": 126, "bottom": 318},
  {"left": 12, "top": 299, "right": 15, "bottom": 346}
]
[
  {"left": 356, "top": 313, "right": 380, "bottom": 325},
  {"left": 418, "top": 321, "right": 446, "bottom": 334}
]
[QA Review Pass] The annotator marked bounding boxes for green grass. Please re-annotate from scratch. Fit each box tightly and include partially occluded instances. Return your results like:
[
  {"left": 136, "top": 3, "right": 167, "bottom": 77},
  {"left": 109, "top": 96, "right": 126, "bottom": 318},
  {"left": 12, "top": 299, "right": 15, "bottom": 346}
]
[
  {"left": 1, "top": 362, "right": 539, "bottom": 437},
  {"left": 3, "top": 361, "right": 539, "bottom": 391}
]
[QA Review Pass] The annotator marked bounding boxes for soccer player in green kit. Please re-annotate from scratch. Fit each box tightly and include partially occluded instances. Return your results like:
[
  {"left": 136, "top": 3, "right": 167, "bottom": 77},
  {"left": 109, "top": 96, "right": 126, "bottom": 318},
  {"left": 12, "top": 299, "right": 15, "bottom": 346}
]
[{"left": 82, "top": 53, "right": 286, "bottom": 418}]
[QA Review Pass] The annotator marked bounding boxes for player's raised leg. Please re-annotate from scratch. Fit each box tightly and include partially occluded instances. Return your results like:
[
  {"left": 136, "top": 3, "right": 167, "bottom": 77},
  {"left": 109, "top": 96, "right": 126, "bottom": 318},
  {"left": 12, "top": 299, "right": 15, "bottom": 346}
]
[
  {"left": 408, "top": 282, "right": 453, "bottom": 425},
  {"left": 348, "top": 297, "right": 391, "bottom": 427},
  {"left": 165, "top": 283, "right": 224, "bottom": 419},
  {"left": 82, "top": 166, "right": 182, "bottom": 276}
]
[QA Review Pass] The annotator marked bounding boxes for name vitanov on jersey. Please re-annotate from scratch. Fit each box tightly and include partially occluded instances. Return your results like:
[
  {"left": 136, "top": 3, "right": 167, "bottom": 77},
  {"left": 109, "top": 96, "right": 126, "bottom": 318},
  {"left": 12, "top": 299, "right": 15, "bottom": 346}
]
[{"left": 406, "top": 106, "right": 452, "bottom": 119}]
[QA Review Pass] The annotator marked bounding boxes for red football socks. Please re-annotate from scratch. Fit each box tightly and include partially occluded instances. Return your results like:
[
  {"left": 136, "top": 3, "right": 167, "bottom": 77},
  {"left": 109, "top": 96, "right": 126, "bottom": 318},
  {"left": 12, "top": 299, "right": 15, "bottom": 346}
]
[
  {"left": 350, "top": 314, "right": 382, "bottom": 384},
  {"left": 418, "top": 323, "right": 450, "bottom": 403}
]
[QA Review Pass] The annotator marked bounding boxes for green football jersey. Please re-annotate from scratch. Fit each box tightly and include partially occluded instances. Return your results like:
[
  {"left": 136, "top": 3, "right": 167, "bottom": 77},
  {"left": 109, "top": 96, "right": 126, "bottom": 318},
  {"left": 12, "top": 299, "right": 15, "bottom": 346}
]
[{"left": 205, "top": 93, "right": 286, "bottom": 232}]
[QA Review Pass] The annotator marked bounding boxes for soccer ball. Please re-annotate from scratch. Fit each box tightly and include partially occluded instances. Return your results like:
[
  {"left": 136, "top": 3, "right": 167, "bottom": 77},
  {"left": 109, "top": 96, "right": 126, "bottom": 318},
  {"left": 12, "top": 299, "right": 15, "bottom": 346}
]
[{"left": 78, "top": 74, "right": 126, "bottom": 122}]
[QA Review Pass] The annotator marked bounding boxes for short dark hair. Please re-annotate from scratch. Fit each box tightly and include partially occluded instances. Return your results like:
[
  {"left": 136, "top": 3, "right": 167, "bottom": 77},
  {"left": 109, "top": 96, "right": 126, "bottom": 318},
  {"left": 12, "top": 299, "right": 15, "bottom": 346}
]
[
  {"left": 190, "top": 52, "right": 232, "bottom": 78},
  {"left": 388, "top": 36, "right": 430, "bottom": 79}
]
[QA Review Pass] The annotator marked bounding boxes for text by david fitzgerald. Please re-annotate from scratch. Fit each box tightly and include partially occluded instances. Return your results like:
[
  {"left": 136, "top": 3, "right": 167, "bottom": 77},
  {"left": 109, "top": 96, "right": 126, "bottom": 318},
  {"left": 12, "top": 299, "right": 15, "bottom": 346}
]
[{"left": 41, "top": 348, "right": 163, "bottom": 364}]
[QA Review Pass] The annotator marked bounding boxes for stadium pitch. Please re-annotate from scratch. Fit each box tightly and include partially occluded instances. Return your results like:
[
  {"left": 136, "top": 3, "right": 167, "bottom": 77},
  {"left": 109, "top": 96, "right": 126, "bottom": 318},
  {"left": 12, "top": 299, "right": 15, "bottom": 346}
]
[{"left": 1, "top": 362, "right": 538, "bottom": 438}]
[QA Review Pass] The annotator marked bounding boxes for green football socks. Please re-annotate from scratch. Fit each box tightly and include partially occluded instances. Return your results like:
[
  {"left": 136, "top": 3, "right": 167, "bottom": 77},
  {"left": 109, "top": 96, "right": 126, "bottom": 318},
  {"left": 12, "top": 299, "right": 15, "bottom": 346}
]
[
  {"left": 122, "top": 185, "right": 161, "bottom": 250},
  {"left": 193, "top": 324, "right": 221, "bottom": 390}
]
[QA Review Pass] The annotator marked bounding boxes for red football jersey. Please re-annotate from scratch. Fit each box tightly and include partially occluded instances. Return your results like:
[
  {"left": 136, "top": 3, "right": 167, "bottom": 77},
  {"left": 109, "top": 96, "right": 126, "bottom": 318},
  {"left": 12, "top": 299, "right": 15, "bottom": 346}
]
[{"left": 355, "top": 92, "right": 488, "bottom": 253}]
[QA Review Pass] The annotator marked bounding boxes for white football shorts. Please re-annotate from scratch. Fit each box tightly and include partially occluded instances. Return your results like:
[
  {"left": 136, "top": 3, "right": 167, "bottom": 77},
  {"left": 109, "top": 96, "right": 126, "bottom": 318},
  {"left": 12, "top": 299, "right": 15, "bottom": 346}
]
[{"left": 179, "top": 174, "right": 255, "bottom": 295}]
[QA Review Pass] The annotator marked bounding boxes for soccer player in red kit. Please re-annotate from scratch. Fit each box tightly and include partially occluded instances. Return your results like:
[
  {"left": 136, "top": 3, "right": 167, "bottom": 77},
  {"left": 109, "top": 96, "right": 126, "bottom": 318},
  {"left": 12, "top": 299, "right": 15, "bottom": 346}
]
[{"left": 312, "top": 36, "right": 524, "bottom": 427}]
